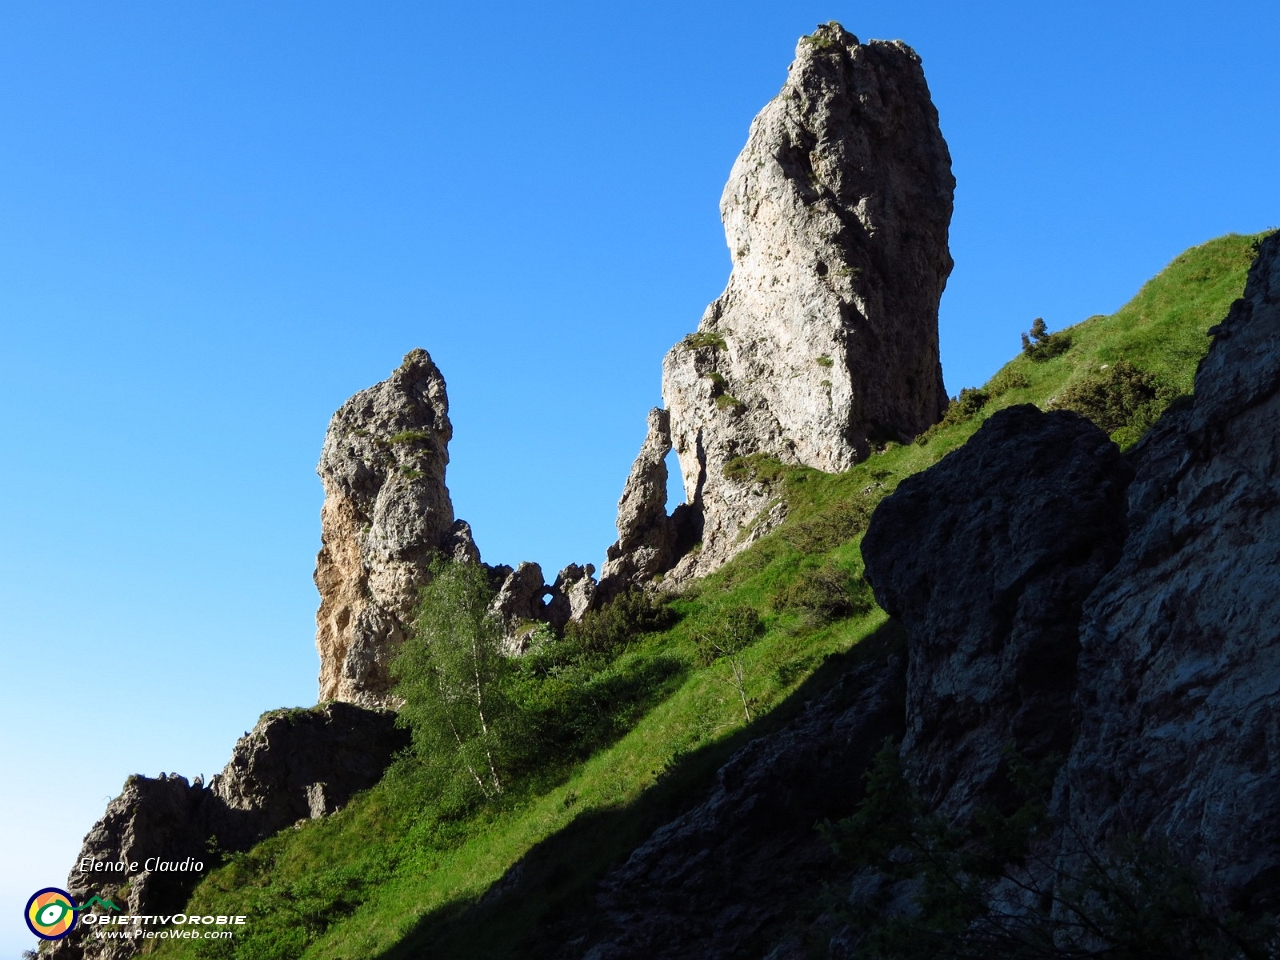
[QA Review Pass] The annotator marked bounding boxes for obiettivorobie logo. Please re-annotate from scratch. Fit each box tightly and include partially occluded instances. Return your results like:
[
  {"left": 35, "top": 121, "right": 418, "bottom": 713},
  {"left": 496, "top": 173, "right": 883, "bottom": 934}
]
[{"left": 24, "top": 888, "right": 120, "bottom": 941}]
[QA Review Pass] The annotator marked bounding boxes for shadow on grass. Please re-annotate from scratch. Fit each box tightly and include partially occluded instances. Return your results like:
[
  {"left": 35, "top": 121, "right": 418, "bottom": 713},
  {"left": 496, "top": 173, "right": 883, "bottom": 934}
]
[{"left": 376, "top": 619, "right": 904, "bottom": 960}]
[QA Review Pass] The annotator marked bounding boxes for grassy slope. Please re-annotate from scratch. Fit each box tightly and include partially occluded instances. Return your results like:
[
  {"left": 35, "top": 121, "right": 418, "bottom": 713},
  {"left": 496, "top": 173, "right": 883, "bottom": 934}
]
[{"left": 149, "top": 232, "right": 1266, "bottom": 960}]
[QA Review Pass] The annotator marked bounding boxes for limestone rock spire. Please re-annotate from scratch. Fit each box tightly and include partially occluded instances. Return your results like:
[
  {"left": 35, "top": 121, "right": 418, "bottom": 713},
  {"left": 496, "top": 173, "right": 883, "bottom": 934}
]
[
  {"left": 607, "top": 22, "right": 955, "bottom": 585},
  {"left": 314, "top": 348, "right": 478, "bottom": 706}
]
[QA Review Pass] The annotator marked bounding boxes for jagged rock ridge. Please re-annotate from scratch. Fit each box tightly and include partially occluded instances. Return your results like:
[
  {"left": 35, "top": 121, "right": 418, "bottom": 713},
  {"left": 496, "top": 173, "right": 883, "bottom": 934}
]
[{"left": 603, "top": 22, "right": 954, "bottom": 593}]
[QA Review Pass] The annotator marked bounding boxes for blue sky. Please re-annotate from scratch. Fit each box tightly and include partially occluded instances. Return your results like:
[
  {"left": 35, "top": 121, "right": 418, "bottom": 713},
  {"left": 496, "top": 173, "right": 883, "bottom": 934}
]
[{"left": 3, "top": 1, "right": 1277, "bottom": 953}]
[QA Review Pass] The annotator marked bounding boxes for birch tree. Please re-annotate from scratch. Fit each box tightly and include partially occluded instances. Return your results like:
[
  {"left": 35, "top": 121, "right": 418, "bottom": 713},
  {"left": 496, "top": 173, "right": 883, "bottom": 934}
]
[{"left": 391, "top": 560, "right": 512, "bottom": 800}]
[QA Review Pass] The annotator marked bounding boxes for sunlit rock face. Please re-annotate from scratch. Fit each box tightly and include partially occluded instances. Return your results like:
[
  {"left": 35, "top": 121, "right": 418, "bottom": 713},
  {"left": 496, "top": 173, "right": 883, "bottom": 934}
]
[
  {"left": 314, "top": 349, "right": 478, "bottom": 706},
  {"left": 606, "top": 23, "right": 954, "bottom": 589}
]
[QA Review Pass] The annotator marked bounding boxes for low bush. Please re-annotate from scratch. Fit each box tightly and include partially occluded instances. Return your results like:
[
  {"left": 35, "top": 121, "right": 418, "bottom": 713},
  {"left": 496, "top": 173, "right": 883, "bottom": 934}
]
[
  {"left": 683, "top": 330, "right": 727, "bottom": 351},
  {"left": 917, "top": 387, "right": 990, "bottom": 446},
  {"left": 715, "top": 393, "right": 744, "bottom": 412},
  {"left": 1055, "top": 360, "right": 1173, "bottom": 438},
  {"left": 987, "top": 366, "right": 1031, "bottom": 397},
  {"left": 563, "top": 588, "right": 678, "bottom": 661},
  {"left": 723, "top": 453, "right": 789, "bottom": 485},
  {"left": 783, "top": 496, "right": 875, "bottom": 552},
  {"left": 771, "top": 561, "right": 872, "bottom": 624}
]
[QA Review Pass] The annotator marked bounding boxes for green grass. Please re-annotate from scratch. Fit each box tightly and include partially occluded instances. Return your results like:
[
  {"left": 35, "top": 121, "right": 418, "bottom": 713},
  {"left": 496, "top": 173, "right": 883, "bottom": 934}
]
[
  {"left": 682, "top": 330, "right": 727, "bottom": 351},
  {"left": 954, "top": 232, "right": 1267, "bottom": 446},
  {"left": 150, "top": 232, "right": 1267, "bottom": 960}
]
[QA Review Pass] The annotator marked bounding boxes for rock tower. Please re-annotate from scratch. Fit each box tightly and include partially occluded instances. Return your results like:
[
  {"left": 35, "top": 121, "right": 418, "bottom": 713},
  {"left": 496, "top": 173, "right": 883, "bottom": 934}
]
[
  {"left": 313, "top": 349, "right": 479, "bottom": 706},
  {"left": 602, "top": 23, "right": 954, "bottom": 591}
]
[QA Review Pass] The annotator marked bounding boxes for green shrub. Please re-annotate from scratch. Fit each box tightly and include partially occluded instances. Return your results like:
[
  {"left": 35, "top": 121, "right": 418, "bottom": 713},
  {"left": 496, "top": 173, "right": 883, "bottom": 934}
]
[
  {"left": 1021, "top": 317, "right": 1073, "bottom": 362},
  {"left": 986, "top": 366, "right": 1031, "bottom": 398},
  {"left": 1056, "top": 360, "right": 1173, "bottom": 438},
  {"left": 945, "top": 387, "right": 989, "bottom": 425},
  {"left": 783, "top": 496, "right": 874, "bottom": 552},
  {"left": 388, "top": 429, "right": 432, "bottom": 444},
  {"left": 771, "top": 561, "right": 872, "bottom": 624},
  {"left": 563, "top": 589, "right": 677, "bottom": 661},
  {"left": 723, "top": 453, "right": 788, "bottom": 485},
  {"left": 917, "top": 388, "right": 990, "bottom": 446}
]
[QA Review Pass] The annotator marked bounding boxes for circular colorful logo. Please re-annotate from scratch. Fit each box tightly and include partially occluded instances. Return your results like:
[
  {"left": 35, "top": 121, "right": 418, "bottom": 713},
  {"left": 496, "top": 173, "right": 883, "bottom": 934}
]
[{"left": 25, "top": 888, "right": 78, "bottom": 940}]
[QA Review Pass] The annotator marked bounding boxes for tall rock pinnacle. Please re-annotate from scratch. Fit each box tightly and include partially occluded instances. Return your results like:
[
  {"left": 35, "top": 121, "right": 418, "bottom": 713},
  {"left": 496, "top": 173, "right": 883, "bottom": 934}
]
[
  {"left": 314, "top": 349, "right": 478, "bottom": 706},
  {"left": 603, "top": 23, "right": 954, "bottom": 589}
]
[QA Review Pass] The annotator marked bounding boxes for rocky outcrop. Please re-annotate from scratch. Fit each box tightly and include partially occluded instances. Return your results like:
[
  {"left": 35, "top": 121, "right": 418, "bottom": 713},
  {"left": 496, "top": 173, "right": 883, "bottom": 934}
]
[
  {"left": 606, "top": 23, "right": 954, "bottom": 589},
  {"left": 1061, "top": 231, "right": 1280, "bottom": 913},
  {"left": 547, "top": 563, "right": 597, "bottom": 630},
  {"left": 598, "top": 409, "right": 692, "bottom": 600},
  {"left": 314, "top": 348, "right": 479, "bottom": 706},
  {"left": 50, "top": 704, "right": 406, "bottom": 960},
  {"left": 842, "top": 234, "right": 1280, "bottom": 934},
  {"left": 491, "top": 561, "right": 550, "bottom": 653},
  {"left": 206, "top": 702, "right": 409, "bottom": 847},
  {"left": 862, "top": 405, "right": 1132, "bottom": 817}
]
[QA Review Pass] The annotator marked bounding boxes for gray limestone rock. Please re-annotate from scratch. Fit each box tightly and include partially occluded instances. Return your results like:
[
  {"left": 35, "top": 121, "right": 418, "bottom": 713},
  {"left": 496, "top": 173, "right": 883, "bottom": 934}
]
[
  {"left": 861, "top": 405, "right": 1132, "bottom": 818},
  {"left": 598, "top": 409, "right": 683, "bottom": 599},
  {"left": 1060, "top": 232, "right": 1280, "bottom": 913},
  {"left": 491, "top": 561, "right": 550, "bottom": 653},
  {"left": 547, "top": 563, "right": 597, "bottom": 630},
  {"left": 314, "top": 348, "right": 470, "bottom": 706},
  {"left": 610, "top": 23, "right": 954, "bottom": 589},
  {"left": 206, "top": 702, "right": 408, "bottom": 848}
]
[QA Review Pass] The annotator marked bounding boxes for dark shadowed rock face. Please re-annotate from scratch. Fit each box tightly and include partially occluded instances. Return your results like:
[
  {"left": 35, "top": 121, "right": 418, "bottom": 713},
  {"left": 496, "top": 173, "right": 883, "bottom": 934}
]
[
  {"left": 862, "top": 405, "right": 1132, "bottom": 817},
  {"left": 1062, "top": 231, "right": 1280, "bottom": 913},
  {"left": 207, "top": 702, "right": 409, "bottom": 847},
  {"left": 570, "top": 650, "right": 905, "bottom": 960},
  {"left": 50, "top": 703, "right": 407, "bottom": 960},
  {"left": 608, "top": 22, "right": 954, "bottom": 592}
]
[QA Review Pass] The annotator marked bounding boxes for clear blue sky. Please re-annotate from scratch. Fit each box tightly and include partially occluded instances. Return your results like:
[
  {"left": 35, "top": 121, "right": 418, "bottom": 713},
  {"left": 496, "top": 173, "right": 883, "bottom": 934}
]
[{"left": 3, "top": 1, "right": 1276, "bottom": 953}]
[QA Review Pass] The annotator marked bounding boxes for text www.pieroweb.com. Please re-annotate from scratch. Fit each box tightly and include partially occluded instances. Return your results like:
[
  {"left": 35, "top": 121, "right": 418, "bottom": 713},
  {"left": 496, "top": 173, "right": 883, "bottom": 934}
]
[{"left": 84, "top": 914, "right": 245, "bottom": 941}]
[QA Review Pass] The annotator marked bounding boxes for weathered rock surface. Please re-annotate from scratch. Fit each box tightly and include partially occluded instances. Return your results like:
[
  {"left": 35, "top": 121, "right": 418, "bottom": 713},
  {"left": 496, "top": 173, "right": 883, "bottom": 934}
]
[
  {"left": 207, "top": 702, "right": 408, "bottom": 847},
  {"left": 491, "top": 561, "right": 551, "bottom": 653},
  {"left": 608, "top": 23, "right": 954, "bottom": 590},
  {"left": 49, "top": 704, "right": 406, "bottom": 960},
  {"left": 547, "top": 563, "right": 598, "bottom": 630},
  {"left": 1061, "top": 231, "right": 1280, "bottom": 913},
  {"left": 573, "top": 649, "right": 905, "bottom": 960},
  {"left": 598, "top": 409, "right": 696, "bottom": 600},
  {"left": 314, "top": 348, "right": 478, "bottom": 706},
  {"left": 862, "top": 405, "right": 1132, "bottom": 817}
]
